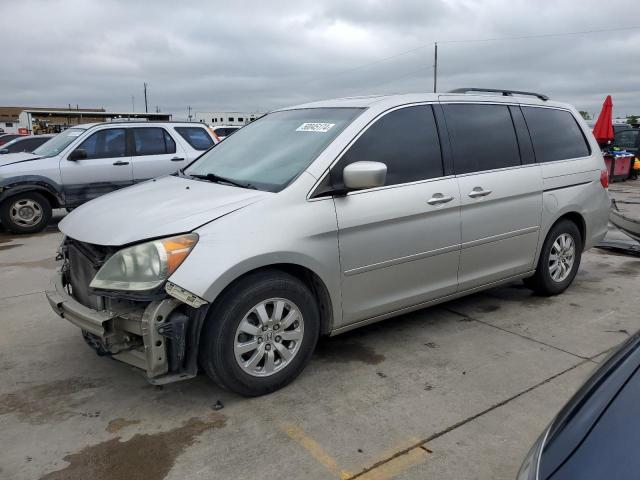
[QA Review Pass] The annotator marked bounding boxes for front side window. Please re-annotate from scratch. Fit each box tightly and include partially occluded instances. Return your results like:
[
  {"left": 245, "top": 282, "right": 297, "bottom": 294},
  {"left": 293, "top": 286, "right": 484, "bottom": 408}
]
[
  {"left": 175, "top": 126, "right": 214, "bottom": 150},
  {"left": 78, "top": 129, "right": 126, "bottom": 159},
  {"left": 132, "top": 128, "right": 176, "bottom": 156},
  {"left": 332, "top": 105, "right": 443, "bottom": 188},
  {"left": 185, "top": 108, "right": 362, "bottom": 192},
  {"left": 33, "top": 128, "right": 85, "bottom": 158},
  {"left": 522, "top": 107, "right": 590, "bottom": 162},
  {"left": 443, "top": 104, "right": 521, "bottom": 174},
  {"left": 614, "top": 129, "right": 639, "bottom": 149}
]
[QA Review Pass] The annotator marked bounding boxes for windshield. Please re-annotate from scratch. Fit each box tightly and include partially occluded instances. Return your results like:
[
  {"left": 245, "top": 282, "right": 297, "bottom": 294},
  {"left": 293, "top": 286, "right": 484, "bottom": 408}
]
[
  {"left": 184, "top": 108, "right": 362, "bottom": 192},
  {"left": 32, "top": 128, "right": 85, "bottom": 157}
]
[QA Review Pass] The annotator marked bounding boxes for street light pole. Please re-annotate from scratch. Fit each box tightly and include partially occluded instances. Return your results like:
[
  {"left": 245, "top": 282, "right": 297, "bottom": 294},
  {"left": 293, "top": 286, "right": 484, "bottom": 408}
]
[
  {"left": 433, "top": 42, "right": 438, "bottom": 93},
  {"left": 144, "top": 83, "right": 148, "bottom": 113}
]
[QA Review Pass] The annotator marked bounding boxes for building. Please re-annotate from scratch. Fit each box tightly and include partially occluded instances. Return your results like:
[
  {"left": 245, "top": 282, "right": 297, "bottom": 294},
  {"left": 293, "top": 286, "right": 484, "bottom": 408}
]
[
  {"left": 193, "top": 111, "right": 265, "bottom": 126},
  {"left": 0, "top": 106, "right": 172, "bottom": 134}
]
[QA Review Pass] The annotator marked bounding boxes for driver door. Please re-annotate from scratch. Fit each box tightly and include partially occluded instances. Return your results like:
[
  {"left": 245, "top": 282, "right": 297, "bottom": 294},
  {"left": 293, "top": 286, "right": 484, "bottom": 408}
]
[
  {"left": 331, "top": 105, "right": 461, "bottom": 325},
  {"left": 60, "top": 127, "right": 133, "bottom": 207}
]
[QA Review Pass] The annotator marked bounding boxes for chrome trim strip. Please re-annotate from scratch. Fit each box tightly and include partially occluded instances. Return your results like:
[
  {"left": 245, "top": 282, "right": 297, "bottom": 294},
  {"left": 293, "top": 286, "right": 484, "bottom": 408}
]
[
  {"left": 460, "top": 226, "right": 539, "bottom": 249},
  {"left": 344, "top": 243, "right": 460, "bottom": 276},
  {"left": 343, "top": 226, "right": 539, "bottom": 276}
]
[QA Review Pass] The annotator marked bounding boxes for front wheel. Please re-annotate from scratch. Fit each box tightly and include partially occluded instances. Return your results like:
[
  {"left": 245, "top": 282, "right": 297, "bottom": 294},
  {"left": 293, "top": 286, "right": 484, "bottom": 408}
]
[
  {"left": 0, "top": 192, "right": 52, "bottom": 234},
  {"left": 524, "top": 219, "right": 582, "bottom": 296},
  {"left": 199, "top": 270, "right": 320, "bottom": 396}
]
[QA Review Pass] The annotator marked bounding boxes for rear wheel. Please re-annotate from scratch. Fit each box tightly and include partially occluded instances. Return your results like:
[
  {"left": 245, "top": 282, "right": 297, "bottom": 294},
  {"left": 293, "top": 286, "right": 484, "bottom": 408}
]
[
  {"left": 199, "top": 270, "right": 320, "bottom": 396},
  {"left": 524, "top": 219, "right": 582, "bottom": 296},
  {"left": 0, "top": 192, "right": 52, "bottom": 234}
]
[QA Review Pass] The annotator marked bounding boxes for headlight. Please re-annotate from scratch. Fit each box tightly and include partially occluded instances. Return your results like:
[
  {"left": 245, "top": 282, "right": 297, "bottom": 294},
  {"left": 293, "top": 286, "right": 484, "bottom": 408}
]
[{"left": 90, "top": 234, "right": 198, "bottom": 292}]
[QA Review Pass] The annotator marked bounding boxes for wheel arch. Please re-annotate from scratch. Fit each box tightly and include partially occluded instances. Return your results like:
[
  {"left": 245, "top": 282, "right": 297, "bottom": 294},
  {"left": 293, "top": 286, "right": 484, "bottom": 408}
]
[
  {"left": 533, "top": 210, "right": 587, "bottom": 267},
  {"left": 202, "top": 262, "right": 335, "bottom": 338},
  {"left": 557, "top": 211, "right": 586, "bottom": 247},
  {"left": 0, "top": 178, "right": 64, "bottom": 208}
]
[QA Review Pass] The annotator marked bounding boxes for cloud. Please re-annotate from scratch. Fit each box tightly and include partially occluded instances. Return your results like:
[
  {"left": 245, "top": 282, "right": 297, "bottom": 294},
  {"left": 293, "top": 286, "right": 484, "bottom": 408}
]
[{"left": 0, "top": 0, "right": 638, "bottom": 119}]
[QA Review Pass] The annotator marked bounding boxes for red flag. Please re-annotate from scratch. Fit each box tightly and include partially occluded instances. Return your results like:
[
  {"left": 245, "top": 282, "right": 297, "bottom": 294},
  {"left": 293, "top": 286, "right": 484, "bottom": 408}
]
[{"left": 592, "top": 95, "right": 614, "bottom": 144}]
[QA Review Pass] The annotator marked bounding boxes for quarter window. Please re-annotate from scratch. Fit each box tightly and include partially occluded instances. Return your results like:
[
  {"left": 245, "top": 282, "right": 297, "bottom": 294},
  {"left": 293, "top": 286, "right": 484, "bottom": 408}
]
[
  {"left": 132, "top": 128, "right": 176, "bottom": 156},
  {"left": 78, "top": 129, "right": 126, "bottom": 159},
  {"left": 522, "top": 107, "right": 590, "bottom": 162},
  {"left": 175, "top": 126, "right": 214, "bottom": 150},
  {"left": 443, "top": 104, "right": 521, "bottom": 174},
  {"left": 332, "top": 105, "right": 443, "bottom": 187}
]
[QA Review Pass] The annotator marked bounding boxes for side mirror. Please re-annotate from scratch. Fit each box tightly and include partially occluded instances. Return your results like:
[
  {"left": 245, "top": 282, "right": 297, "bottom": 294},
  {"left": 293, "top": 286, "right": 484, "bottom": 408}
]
[
  {"left": 343, "top": 161, "right": 387, "bottom": 190},
  {"left": 0, "top": 148, "right": 8, "bottom": 154},
  {"left": 68, "top": 149, "right": 87, "bottom": 161}
]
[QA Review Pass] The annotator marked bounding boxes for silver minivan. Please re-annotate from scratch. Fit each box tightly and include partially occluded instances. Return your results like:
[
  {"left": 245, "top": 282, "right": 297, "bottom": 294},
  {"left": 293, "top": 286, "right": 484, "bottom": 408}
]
[{"left": 46, "top": 89, "right": 610, "bottom": 396}]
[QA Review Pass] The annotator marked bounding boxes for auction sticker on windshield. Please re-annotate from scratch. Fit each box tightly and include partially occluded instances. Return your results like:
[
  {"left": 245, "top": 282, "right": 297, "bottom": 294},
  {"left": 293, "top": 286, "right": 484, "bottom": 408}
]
[{"left": 296, "top": 122, "right": 335, "bottom": 133}]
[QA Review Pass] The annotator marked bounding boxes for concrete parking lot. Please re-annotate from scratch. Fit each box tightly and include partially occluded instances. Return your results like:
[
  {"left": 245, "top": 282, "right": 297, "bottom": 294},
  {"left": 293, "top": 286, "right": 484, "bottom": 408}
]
[{"left": 1, "top": 199, "right": 639, "bottom": 480}]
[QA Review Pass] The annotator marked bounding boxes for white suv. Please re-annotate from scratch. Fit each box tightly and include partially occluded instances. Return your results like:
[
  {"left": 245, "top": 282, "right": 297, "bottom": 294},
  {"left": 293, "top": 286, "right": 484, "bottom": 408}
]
[{"left": 0, "top": 122, "right": 217, "bottom": 233}]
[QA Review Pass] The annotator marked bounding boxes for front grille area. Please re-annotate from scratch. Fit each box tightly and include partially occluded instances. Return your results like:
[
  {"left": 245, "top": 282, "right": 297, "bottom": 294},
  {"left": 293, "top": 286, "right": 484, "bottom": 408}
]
[{"left": 64, "top": 238, "right": 116, "bottom": 310}]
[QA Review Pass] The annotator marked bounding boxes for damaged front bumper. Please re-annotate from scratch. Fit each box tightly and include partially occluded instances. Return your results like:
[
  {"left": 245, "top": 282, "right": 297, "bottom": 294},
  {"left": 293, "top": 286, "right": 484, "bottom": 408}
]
[{"left": 45, "top": 272, "right": 208, "bottom": 384}]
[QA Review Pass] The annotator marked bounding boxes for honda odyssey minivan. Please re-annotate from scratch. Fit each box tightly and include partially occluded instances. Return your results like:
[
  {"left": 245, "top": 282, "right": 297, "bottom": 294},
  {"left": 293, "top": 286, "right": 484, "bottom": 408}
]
[{"left": 46, "top": 89, "right": 610, "bottom": 396}]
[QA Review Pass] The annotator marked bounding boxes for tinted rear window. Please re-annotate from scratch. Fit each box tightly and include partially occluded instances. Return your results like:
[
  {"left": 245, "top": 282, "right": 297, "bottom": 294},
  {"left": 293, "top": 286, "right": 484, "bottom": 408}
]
[
  {"left": 443, "top": 104, "right": 521, "bottom": 174},
  {"left": 175, "top": 127, "right": 214, "bottom": 150},
  {"left": 332, "top": 105, "right": 443, "bottom": 187},
  {"left": 522, "top": 107, "right": 590, "bottom": 162},
  {"left": 132, "top": 128, "right": 176, "bottom": 156}
]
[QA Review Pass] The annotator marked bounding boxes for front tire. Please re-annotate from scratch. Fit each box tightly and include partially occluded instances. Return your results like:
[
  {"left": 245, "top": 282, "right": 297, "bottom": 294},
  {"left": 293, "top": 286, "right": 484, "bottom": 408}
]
[
  {"left": 0, "top": 192, "right": 52, "bottom": 234},
  {"left": 524, "top": 219, "right": 582, "bottom": 296},
  {"left": 199, "top": 270, "right": 320, "bottom": 397}
]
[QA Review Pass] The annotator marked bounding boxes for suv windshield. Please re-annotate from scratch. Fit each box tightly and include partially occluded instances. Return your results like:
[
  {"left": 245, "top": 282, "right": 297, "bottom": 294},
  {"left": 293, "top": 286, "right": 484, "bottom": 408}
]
[
  {"left": 32, "top": 128, "right": 84, "bottom": 157},
  {"left": 184, "top": 108, "right": 362, "bottom": 192}
]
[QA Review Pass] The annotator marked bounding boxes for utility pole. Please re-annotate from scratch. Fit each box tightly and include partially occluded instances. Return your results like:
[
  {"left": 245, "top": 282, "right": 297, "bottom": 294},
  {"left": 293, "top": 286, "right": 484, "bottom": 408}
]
[
  {"left": 187, "top": 105, "right": 192, "bottom": 122},
  {"left": 131, "top": 95, "right": 135, "bottom": 112},
  {"left": 143, "top": 82, "right": 148, "bottom": 113},
  {"left": 433, "top": 42, "right": 438, "bottom": 93}
]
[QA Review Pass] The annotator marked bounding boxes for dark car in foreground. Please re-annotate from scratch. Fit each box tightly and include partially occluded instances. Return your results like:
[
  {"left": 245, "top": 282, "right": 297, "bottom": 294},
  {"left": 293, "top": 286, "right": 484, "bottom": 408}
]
[
  {"left": 518, "top": 331, "right": 640, "bottom": 479},
  {"left": 0, "top": 134, "right": 54, "bottom": 154}
]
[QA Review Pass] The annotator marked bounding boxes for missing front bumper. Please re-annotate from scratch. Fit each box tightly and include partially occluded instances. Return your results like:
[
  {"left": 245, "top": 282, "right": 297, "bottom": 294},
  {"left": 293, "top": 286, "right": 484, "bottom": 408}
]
[{"left": 46, "top": 273, "right": 206, "bottom": 384}]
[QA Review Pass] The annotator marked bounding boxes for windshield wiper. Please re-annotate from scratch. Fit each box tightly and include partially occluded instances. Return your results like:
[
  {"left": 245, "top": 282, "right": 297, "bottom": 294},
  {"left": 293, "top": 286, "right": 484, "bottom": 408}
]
[{"left": 189, "top": 172, "right": 256, "bottom": 190}]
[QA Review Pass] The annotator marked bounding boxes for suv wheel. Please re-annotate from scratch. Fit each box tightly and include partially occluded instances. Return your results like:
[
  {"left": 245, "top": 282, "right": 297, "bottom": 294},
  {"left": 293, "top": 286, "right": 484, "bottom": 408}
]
[
  {"left": 199, "top": 270, "right": 320, "bottom": 396},
  {"left": 0, "top": 192, "right": 52, "bottom": 234},
  {"left": 524, "top": 219, "right": 582, "bottom": 296}
]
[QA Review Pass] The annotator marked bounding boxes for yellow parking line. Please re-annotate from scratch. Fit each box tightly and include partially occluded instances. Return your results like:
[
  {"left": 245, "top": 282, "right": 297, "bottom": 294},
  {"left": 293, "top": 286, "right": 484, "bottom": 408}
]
[
  {"left": 357, "top": 446, "right": 430, "bottom": 480},
  {"left": 281, "top": 423, "right": 353, "bottom": 479}
]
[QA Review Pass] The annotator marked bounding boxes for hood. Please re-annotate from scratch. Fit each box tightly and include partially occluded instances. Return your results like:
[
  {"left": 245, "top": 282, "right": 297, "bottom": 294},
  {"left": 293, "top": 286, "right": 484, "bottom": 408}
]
[
  {"left": 0, "top": 152, "right": 40, "bottom": 167},
  {"left": 59, "top": 175, "right": 272, "bottom": 246}
]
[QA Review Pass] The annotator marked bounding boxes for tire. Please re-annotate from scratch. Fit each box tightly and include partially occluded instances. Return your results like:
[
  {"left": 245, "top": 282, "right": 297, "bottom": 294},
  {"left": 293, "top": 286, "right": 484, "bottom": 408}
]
[
  {"left": 199, "top": 270, "right": 320, "bottom": 397},
  {"left": 0, "top": 192, "right": 52, "bottom": 234},
  {"left": 524, "top": 219, "right": 583, "bottom": 296}
]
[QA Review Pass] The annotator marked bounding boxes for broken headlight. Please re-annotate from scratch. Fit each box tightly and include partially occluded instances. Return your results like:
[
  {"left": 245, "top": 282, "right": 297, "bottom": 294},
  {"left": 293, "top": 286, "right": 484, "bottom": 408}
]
[{"left": 90, "top": 234, "right": 198, "bottom": 292}]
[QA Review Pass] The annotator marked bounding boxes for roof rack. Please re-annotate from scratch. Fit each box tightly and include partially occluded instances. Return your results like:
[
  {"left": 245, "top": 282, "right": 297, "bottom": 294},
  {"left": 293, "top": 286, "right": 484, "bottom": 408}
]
[{"left": 448, "top": 88, "right": 549, "bottom": 102}]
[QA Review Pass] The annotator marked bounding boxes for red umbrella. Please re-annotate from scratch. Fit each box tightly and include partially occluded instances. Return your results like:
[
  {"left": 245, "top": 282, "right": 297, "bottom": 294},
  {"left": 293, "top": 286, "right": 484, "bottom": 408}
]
[{"left": 592, "top": 95, "right": 614, "bottom": 145}]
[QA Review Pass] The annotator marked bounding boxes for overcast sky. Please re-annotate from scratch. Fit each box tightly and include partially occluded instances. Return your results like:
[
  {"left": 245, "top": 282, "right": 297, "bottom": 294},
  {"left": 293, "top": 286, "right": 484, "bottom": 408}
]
[{"left": 1, "top": 0, "right": 639, "bottom": 120}]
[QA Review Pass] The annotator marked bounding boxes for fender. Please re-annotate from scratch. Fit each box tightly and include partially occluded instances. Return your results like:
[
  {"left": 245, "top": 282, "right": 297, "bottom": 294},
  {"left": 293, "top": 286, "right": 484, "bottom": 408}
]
[{"left": 0, "top": 175, "right": 65, "bottom": 207}]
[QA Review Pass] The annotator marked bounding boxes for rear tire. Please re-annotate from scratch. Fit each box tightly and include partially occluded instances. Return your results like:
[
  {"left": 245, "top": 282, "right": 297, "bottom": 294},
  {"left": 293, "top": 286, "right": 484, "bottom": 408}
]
[
  {"left": 199, "top": 270, "right": 320, "bottom": 397},
  {"left": 0, "top": 192, "right": 52, "bottom": 234},
  {"left": 524, "top": 219, "right": 582, "bottom": 296}
]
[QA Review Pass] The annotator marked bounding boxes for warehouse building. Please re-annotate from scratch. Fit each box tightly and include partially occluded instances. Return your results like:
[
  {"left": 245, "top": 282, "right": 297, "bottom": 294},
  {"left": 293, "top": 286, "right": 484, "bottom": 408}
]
[{"left": 0, "top": 106, "right": 171, "bottom": 134}]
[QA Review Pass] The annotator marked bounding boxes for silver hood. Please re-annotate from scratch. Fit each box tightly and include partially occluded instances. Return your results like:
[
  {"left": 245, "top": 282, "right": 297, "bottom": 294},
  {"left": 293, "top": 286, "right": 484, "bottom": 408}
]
[
  {"left": 0, "top": 152, "right": 40, "bottom": 168},
  {"left": 59, "top": 175, "right": 272, "bottom": 246}
]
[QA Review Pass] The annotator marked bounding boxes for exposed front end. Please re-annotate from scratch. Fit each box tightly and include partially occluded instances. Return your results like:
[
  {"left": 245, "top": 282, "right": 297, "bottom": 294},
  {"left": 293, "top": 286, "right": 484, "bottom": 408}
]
[{"left": 46, "top": 237, "right": 208, "bottom": 384}]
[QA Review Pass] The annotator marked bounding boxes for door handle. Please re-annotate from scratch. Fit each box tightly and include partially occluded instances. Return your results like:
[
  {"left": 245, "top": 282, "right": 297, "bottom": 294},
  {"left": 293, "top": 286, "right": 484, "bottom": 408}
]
[
  {"left": 112, "top": 161, "right": 130, "bottom": 166},
  {"left": 171, "top": 157, "right": 185, "bottom": 162},
  {"left": 427, "top": 193, "right": 454, "bottom": 205},
  {"left": 468, "top": 187, "right": 492, "bottom": 198}
]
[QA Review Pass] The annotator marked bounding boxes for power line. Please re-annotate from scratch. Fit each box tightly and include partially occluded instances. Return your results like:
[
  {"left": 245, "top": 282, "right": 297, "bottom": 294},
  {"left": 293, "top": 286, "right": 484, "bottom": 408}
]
[{"left": 312, "top": 25, "right": 640, "bottom": 84}]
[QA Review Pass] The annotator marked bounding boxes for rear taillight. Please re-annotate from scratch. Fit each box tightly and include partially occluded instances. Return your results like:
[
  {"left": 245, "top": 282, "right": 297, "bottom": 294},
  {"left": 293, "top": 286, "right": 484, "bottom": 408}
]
[{"left": 600, "top": 169, "right": 609, "bottom": 189}]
